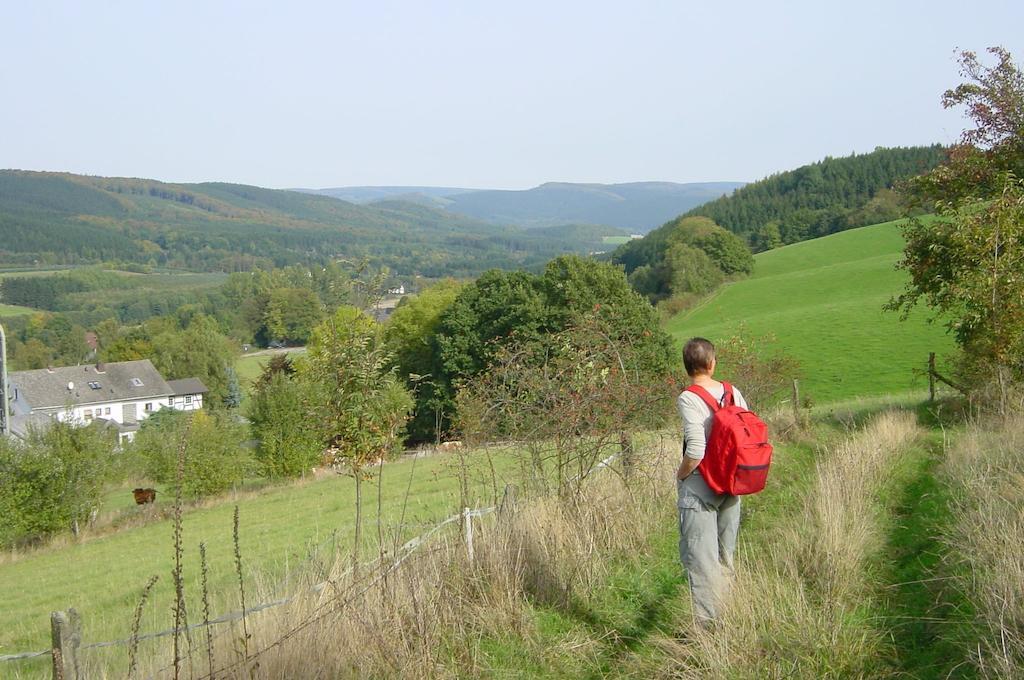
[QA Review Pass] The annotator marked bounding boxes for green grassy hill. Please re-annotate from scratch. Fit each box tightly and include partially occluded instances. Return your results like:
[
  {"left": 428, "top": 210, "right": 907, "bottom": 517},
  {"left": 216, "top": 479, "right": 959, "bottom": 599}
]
[
  {"left": 611, "top": 146, "right": 946, "bottom": 282},
  {"left": 664, "top": 220, "right": 956, "bottom": 404}
]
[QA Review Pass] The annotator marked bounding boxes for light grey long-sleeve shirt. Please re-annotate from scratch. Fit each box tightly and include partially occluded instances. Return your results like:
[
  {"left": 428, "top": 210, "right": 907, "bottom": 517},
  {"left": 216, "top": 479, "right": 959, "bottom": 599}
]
[{"left": 677, "top": 382, "right": 748, "bottom": 506}]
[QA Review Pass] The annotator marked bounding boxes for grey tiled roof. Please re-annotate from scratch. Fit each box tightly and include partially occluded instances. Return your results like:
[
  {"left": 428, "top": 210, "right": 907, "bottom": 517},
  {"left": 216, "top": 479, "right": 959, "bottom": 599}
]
[
  {"left": 166, "top": 378, "right": 209, "bottom": 396},
  {"left": 8, "top": 412, "right": 56, "bottom": 439},
  {"left": 9, "top": 360, "right": 173, "bottom": 410}
]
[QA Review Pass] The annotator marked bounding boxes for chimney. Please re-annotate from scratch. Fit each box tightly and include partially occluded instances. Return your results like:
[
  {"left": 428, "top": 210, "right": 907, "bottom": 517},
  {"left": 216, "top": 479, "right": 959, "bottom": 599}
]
[
  {"left": 96, "top": 362, "right": 106, "bottom": 373},
  {"left": 46, "top": 366, "right": 54, "bottom": 374}
]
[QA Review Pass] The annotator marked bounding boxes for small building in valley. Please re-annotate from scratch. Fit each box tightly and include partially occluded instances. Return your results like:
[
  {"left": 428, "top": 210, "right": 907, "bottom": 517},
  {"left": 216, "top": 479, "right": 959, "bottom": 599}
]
[
  {"left": 6, "top": 360, "right": 208, "bottom": 443},
  {"left": 166, "top": 378, "right": 208, "bottom": 411}
]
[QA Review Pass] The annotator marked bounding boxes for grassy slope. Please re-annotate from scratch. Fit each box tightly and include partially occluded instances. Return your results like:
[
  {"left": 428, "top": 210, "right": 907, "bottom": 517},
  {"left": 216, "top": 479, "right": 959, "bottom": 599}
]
[
  {"left": 665, "top": 220, "right": 956, "bottom": 403},
  {"left": 0, "top": 303, "right": 35, "bottom": 316},
  {"left": 0, "top": 448, "right": 519, "bottom": 668},
  {"left": 475, "top": 411, "right": 973, "bottom": 679}
]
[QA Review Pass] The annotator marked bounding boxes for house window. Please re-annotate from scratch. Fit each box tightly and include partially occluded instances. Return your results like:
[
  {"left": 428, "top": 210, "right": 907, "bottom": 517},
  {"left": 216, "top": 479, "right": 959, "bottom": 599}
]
[
  {"left": 88, "top": 381, "right": 101, "bottom": 390},
  {"left": 185, "top": 395, "right": 193, "bottom": 404},
  {"left": 105, "top": 407, "right": 111, "bottom": 415},
  {"left": 145, "top": 403, "right": 153, "bottom": 412},
  {"left": 84, "top": 409, "right": 93, "bottom": 421}
]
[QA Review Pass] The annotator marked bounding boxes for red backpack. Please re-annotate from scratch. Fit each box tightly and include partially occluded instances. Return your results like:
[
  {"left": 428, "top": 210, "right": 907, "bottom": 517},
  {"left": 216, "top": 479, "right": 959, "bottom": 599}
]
[{"left": 685, "top": 382, "right": 773, "bottom": 495}]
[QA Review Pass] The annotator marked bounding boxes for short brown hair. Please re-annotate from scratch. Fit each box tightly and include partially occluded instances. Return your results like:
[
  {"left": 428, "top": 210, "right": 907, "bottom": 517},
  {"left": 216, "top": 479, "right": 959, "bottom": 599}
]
[{"left": 683, "top": 337, "right": 715, "bottom": 376}]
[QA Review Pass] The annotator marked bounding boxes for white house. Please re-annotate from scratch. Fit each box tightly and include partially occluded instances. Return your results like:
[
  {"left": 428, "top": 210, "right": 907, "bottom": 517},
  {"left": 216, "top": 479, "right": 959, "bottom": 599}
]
[
  {"left": 7, "top": 360, "right": 208, "bottom": 443},
  {"left": 166, "top": 378, "right": 208, "bottom": 411}
]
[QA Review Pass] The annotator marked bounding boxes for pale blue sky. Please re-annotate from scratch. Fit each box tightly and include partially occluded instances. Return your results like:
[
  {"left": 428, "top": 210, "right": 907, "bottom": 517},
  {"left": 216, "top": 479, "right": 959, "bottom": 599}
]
[{"left": 1, "top": 1, "right": 1021, "bottom": 189}]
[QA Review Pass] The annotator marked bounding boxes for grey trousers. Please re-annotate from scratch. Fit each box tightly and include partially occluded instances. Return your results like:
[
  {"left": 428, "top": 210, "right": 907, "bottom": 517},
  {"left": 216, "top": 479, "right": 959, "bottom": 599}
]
[{"left": 678, "top": 477, "right": 741, "bottom": 623}]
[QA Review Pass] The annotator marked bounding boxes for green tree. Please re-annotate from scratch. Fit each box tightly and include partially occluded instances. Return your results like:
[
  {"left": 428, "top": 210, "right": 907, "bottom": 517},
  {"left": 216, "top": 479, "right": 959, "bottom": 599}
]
[
  {"left": 0, "top": 437, "right": 67, "bottom": 546},
  {"left": 133, "top": 410, "right": 251, "bottom": 498},
  {"left": 893, "top": 47, "right": 1024, "bottom": 411},
  {"left": 384, "top": 279, "right": 463, "bottom": 443},
  {"left": 435, "top": 270, "right": 553, "bottom": 419},
  {"left": 136, "top": 314, "right": 237, "bottom": 406},
  {"left": 224, "top": 366, "right": 243, "bottom": 409},
  {"left": 907, "top": 47, "right": 1024, "bottom": 208},
  {"left": 665, "top": 242, "right": 724, "bottom": 296},
  {"left": 0, "top": 422, "right": 117, "bottom": 546},
  {"left": 671, "top": 216, "right": 754, "bottom": 275},
  {"left": 457, "top": 314, "right": 674, "bottom": 497},
  {"left": 303, "top": 306, "right": 413, "bottom": 567},
  {"left": 264, "top": 286, "right": 323, "bottom": 345},
  {"left": 247, "top": 370, "right": 322, "bottom": 478},
  {"left": 541, "top": 254, "right": 674, "bottom": 376},
  {"left": 751, "top": 221, "right": 783, "bottom": 252},
  {"left": 893, "top": 177, "right": 1024, "bottom": 401},
  {"left": 431, "top": 257, "right": 674, "bottom": 441}
]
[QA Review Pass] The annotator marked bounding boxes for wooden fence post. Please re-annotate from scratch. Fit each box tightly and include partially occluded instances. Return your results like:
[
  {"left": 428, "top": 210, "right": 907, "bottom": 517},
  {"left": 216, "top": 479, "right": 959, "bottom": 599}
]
[
  {"left": 51, "top": 609, "right": 81, "bottom": 680},
  {"left": 791, "top": 379, "right": 801, "bottom": 425},
  {"left": 619, "top": 431, "right": 634, "bottom": 481},
  {"left": 498, "top": 484, "right": 517, "bottom": 522},
  {"left": 463, "top": 507, "right": 474, "bottom": 564},
  {"left": 928, "top": 352, "right": 936, "bottom": 402}
]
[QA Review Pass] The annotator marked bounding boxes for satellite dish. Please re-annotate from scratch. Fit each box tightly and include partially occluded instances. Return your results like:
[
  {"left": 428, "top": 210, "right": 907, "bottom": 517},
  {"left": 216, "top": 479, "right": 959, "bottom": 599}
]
[{"left": 68, "top": 381, "right": 75, "bottom": 391}]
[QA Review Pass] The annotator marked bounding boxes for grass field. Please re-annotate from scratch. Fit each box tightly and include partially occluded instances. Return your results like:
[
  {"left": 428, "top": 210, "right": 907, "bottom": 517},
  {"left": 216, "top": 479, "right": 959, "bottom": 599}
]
[
  {"left": 602, "top": 235, "right": 633, "bottom": 245},
  {"left": 665, "top": 220, "right": 957, "bottom": 404},
  {"left": 235, "top": 349, "right": 307, "bottom": 406},
  {"left": 0, "top": 268, "right": 75, "bottom": 279},
  {"left": 0, "top": 303, "right": 35, "bottom": 316},
  {"left": 0, "top": 446, "right": 520, "bottom": 672}
]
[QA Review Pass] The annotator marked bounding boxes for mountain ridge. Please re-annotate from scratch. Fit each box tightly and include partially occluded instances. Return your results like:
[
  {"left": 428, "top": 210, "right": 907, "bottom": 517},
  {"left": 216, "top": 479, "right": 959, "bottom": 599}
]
[
  {"left": 299, "top": 180, "right": 745, "bottom": 232},
  {"left": 0, "top": 170, "right": 625, "bottom": 277}
]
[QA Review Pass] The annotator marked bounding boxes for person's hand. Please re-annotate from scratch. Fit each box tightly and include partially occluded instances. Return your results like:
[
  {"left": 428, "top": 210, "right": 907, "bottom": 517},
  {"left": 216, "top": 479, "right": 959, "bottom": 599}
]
[{"left": 676, "top": 458, "right": 699, "bottom": 480}]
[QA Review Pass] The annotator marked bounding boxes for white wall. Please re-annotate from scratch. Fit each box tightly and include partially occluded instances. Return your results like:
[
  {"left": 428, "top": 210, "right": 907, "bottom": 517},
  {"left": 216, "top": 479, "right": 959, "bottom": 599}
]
[
  {"left": 54, "top": 396, "right": 173, "bottom": 426},
  {"left": 170, "top": 393, "right": 203, "bottom": 411}
]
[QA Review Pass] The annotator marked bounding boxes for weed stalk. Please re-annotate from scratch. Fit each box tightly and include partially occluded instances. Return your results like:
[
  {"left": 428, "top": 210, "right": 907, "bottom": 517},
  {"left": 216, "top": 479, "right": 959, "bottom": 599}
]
[{"left": 128, "top": 574, "right": 159, "bottom": 679}]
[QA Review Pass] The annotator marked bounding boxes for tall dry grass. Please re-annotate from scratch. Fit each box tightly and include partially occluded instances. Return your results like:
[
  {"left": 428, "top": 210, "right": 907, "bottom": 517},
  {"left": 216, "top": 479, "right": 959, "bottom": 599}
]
[
  {"left": 122, "top": 434, "right": 680, "bottom": 678},
  {"left": 943, "top": 417, "right": 1024, "bottom": 678},
  {"left": 654, "top": 410, "right": 921, "bottom": 679}
]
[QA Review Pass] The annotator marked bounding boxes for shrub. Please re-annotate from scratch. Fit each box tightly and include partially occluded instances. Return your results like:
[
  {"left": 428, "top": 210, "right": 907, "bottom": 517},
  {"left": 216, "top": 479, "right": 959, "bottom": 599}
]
[
  {"left": 247, "top": 371, "right": 322, "bottom": 478},
  {"left": 457, "top": 314, "right": 675, "bottom": 497},
  {"left": 0, "top": 421, "right": 117, "bottom": 546},
  {"left": 133, "top": 410, "right": 251, "bottom": 498},
  {"left": 714, "top": 326, "right": 801, "bottom": 410}
]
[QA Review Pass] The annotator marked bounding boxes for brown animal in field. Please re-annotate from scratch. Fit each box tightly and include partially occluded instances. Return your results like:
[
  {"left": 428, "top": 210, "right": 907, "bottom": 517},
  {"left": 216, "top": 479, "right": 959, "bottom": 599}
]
[
  {"left": 133, "top": 488, "right": 157, "bottom": 504},
  {"left": 437, "top": 440, "right": 464, "bottom": 452}
]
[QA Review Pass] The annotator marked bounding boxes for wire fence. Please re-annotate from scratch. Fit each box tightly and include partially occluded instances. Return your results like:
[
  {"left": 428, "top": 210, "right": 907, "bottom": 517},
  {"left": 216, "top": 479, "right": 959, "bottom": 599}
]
[
  {"left": 1, "top": 444, "right": 627, "bottom": 677},
  {"left": 0, "top": 504, "right": 497, "bottom": 666}
]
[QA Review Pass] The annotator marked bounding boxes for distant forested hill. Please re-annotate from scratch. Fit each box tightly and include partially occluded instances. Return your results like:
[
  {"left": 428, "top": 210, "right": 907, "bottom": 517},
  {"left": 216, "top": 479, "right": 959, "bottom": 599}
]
[
  {"left": 612, "top": 146, "right": 946, "bottom": 276},
  {"left": 0, "top": 171, "right": 623, "bottom": 277},
  {"left": 301, "top": 181, "right": 745, "bottom": 232},
  {"left": 686, "top": 146, "right": 945, "bottom": 248},
  {"left": 300, "top": 186, "right": 475, "bottom": 206},
  {"left": 440, "top": 181, "right": 745, "bottom": 232}
]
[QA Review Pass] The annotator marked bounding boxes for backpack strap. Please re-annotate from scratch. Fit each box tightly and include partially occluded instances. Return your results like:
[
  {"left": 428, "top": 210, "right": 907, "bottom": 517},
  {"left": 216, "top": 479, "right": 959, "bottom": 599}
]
[
  {"left": 721, "top": 382, "right": 735, "bottom": 407},
  {"left": 685, "top": 384, "right": 722, "bottom": 413}
]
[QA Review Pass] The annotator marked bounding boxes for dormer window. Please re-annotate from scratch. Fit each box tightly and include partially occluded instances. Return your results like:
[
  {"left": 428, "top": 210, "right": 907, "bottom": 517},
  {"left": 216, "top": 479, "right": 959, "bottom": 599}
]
[
  {"left": 88, "top": 381, "right": 101, "bottom": 390},
  {"left": 130, "top": 378, "right": 144, "bottom": 387}
]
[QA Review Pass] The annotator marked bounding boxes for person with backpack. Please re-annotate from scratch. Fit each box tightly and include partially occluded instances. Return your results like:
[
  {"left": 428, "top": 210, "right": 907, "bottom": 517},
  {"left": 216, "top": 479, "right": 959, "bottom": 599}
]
[{"left": 675, "top": 337, "right": 771, "bottom": 625}]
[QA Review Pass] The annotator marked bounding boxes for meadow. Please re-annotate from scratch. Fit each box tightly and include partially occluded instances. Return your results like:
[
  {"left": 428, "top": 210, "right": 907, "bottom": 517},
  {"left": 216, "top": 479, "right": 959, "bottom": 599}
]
[
  {"left": 0, "top": 445, "right": 522, "bottom": 674},
  {"left": 234, "top": 349, "right": 307, "bottom": 407},
  {"left": 665, "top": 220, "right": 957, "bottom": 404},
  {"left": 0, "top": 303, "right": 35, "bottom": 317}
]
